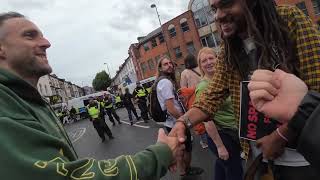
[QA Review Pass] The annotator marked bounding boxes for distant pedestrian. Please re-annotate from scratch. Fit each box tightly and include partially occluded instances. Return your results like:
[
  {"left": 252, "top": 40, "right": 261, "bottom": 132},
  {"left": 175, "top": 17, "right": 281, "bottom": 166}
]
[
  {"left": 180, "top": 54, "right": 201, "bottom": 88},
  {"left": 121, "top": 88, "right": 140, "bottom": 125},
  {"left": 69, "top": 106, "right": 77, "bottom": 122}
]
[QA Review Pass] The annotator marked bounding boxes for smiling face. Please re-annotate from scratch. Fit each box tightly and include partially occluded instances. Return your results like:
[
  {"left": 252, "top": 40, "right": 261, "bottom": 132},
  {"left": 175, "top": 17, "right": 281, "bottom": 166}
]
[
  {"left": 199, "top": 52, "right": 217, "bottom": 76},
  {"left": 210, "top": 0, "right": 247, "bottom": 39},
  {"left": 0, "top": 17, "right": 52, "bottom": 79}
]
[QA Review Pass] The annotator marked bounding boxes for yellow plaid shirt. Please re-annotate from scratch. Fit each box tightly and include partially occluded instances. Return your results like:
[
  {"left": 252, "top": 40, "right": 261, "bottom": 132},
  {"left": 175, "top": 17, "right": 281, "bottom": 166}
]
[{"left": 193, "top": 5, "right": 320, "bottom": 159}]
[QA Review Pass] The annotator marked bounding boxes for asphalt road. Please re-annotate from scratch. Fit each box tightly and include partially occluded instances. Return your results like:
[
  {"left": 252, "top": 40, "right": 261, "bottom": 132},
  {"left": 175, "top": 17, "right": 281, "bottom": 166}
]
[{"left": 64, "top": 107, "right": 216, "bottom": 180}]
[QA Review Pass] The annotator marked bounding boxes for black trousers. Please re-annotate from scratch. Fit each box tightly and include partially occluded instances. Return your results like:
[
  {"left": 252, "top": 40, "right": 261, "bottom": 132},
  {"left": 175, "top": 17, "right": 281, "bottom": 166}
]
[
  {"left": 272, "top": 164, "right": 318, "bottom": 180},
  {"left": 138, "top": 101, "right": 149, "bottom": 121},
  {"left": 105, "top": 108, "right": 120, "bottom": 124},
  {"left": 125, "top": 104, "right": 139, "bottom": 122},
  {"left": 92, "top": 118, "right": 112, "bottom": 140}
]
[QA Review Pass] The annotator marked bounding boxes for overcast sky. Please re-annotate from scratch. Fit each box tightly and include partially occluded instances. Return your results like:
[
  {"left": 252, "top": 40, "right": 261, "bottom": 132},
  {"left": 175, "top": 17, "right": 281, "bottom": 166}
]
[{"left": 1, "top": 0, "right": 189, "bottom": 86}]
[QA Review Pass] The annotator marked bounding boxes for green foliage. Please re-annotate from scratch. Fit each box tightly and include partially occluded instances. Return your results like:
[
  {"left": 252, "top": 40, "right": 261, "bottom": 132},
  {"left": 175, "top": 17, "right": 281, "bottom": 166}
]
[{"left": 92, "top": 70, "right": 111, "bottom": 91}]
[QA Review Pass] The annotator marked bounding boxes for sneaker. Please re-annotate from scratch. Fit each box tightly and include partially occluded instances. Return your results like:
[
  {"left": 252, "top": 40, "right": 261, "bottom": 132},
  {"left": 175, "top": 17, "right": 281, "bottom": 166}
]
[
  {"left": 118, "top": 121, "right": 122, "bottom": 124},
  {"left": 112, "top": 123, "right": 116, "bottom": 126},
  {"left": 109, "top": 136, "right": 114, "bottom": 139},
  {"left": 101, "top": 138, "right": 106, "bottom": 143},
  {"left": 200, "top": 141, "right": 208, "bottom": 149},
  {"left": 130, "top": 122, "right": 133, "bottom": 126}
]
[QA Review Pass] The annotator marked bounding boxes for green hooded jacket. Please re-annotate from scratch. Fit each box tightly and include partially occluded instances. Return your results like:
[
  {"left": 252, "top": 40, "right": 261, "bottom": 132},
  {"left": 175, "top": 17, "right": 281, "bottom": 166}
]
[{"left": 0, "top": 68, "right": 173, "bottom": 180}]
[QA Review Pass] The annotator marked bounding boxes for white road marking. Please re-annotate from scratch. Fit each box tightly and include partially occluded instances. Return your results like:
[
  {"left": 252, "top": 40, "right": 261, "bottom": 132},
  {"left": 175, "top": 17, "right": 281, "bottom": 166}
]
[
  {"left": 120, "top": 120, "right": 150, "bottom": 129},
  {"left": 69, "top": 128, "right": 86, "bottom": 143}
]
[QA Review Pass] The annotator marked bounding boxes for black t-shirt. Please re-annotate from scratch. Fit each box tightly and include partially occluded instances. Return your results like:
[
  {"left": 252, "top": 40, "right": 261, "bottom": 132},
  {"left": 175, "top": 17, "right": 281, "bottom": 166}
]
[{"left": 121, "top": 93, "right": 134, "bottom": 106}]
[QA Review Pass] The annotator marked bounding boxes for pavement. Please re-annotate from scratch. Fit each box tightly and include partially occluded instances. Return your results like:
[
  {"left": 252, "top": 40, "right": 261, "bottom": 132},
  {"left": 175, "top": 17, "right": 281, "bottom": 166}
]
[{"left": 64, "top": 107, "right": 216, "bottom": 180}]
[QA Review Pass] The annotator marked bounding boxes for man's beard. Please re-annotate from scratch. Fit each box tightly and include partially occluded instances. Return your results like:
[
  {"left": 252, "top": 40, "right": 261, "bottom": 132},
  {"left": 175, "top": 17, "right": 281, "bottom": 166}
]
[
  {"left": 160, "top": 70, "right": 175, "bottom": 79},
  {"left": 218, "top": 14, "right": 247, "bottom": 40}
]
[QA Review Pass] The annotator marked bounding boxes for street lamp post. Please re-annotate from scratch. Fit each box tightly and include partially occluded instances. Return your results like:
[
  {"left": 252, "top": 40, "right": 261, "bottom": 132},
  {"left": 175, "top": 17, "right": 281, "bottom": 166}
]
[
  {"left": 150, "top": 3, "right": 171, "bottom": 58},
  {"left": 103, "top": 62, "right": 111, "bottom": 77},
  {"left": 151, "top": 4, "right": 162, "bottom": 26}
]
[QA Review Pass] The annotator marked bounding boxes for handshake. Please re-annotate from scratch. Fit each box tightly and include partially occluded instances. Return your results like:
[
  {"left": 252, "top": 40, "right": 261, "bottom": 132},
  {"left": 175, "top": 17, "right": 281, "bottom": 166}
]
[{"left": 156, "top": 128, "right": 186, "bottom": 172}]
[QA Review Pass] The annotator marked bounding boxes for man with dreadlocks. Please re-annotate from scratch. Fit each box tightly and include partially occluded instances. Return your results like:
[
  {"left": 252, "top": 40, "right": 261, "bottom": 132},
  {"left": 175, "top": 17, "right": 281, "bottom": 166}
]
[{"left": 169, "top": 0, "right": 320, "bottom": 179}]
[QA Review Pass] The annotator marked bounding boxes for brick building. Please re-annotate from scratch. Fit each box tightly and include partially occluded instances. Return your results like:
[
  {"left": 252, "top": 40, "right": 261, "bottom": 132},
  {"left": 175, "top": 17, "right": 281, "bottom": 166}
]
[
  {"left": 275, "top": 0, "right": 320, "bottom": 27},
  {"left": 188, "top": 0, "right": 221, "bottom": 50},
  {"left": 133, "top": 10, "right": 202, "bottom": 80}
]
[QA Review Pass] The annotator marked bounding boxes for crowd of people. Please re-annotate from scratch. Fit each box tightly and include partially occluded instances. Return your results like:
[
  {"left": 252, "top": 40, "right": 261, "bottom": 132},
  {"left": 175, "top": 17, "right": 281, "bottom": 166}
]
[{"left": 0, "top": 0, "right": 320, "bottom": 179}]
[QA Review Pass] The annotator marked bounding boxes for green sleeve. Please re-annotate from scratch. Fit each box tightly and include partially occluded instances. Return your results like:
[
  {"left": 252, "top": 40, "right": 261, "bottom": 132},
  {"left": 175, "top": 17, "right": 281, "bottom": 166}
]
[
  {"left": 0, "top": 117, "right": 173, "bottom": 180},
  {"left": 195, "top": 80, "right": 209, "bottom": 100}
]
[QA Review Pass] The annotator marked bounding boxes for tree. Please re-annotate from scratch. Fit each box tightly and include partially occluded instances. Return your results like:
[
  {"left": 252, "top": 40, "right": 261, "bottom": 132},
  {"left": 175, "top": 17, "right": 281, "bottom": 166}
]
[{"left": 92, "top": 70, "right": 111, "bottom": 91}]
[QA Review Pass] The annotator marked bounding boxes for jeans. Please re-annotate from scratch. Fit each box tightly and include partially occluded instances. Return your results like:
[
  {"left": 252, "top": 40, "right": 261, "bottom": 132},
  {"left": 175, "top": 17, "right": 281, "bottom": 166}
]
[
  {"left": 207, "top": 131, "right": 243, "bottom": 180},
  {"left": 125, "top": 105, "right": 139, "bottom": 122}
]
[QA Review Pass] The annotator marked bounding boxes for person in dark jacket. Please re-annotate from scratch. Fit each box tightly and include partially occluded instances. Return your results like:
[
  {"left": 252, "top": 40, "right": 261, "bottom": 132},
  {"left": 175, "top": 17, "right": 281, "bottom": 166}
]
[
  {"left": 121, "top": 88, "right": 140, "bottom": 125},
  {"left": 248, "top": 69, "right": 320, "bottom": 173}
]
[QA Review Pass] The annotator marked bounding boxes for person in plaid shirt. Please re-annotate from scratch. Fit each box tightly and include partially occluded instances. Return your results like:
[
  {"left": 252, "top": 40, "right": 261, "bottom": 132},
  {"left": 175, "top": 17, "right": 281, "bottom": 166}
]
[{"left": 170, "top": 0, "right": 320, "bottom": 179}]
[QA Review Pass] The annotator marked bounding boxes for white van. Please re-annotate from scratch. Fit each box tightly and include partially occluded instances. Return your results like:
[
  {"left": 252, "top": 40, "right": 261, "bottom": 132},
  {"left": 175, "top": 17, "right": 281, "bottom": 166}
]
[{"left": 67, "top": 91, "right": 110, "bottom": 118}]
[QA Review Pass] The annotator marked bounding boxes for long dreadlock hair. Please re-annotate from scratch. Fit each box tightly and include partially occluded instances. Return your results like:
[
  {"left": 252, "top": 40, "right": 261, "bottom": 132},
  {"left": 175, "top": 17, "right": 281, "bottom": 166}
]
[{"left": 223, "top": 0, "right": 299, "bottom": 78}]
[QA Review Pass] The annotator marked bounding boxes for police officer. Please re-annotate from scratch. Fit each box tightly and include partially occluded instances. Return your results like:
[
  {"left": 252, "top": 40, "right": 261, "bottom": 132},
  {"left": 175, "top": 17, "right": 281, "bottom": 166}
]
[
  {"left": 87, "top": 98, "right": 114, "bottom": 142},
  {"left": 133, "top": 81, "right": 149, "bottom": 122},
  {"left": 104, "top": 94, "right": 121, "bottom": 126}
]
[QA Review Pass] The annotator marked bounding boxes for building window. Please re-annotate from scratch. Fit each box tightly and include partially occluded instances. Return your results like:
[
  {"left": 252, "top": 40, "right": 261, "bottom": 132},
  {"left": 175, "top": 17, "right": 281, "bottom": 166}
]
[
  {"left": 174, "top": 47, "right": 182, "bottom": 58},
  {"left": 168, "top": 24, "right": 176, "bottom": 38},
  {"left": 194, "top": 12, "right": 208, "bottom": 28},
  {"left": 186, "top": 42, "right": 196, "bottom": 55},
  {"left": 158, "top": 33, "right": 165, "bottom": 43},
  {"left": 151, "top": 38, "right": 157, "bottom": 48},
  {"left": 191, "top": 0, "right": 209, "bottom": 12},
  {"left": 296, "top": 2, "right": 309, "bottom": 16},
  {"left": 141, "top": 62, "right": 147, "bottom": 74},
  {"left": 213, "top": 31, "right": 222, "bottom": 46},
  {"left": 148, "top": 59, "right": 155, "bottom": 70},
  {"left": 313, "top": 0, "right": 320, "bottom": 15},
  {"left": 143, "top": 43, "right": 149, "bottom": 51},
  {"left": 180, "top": 18, "right": 190, "bottom": 32},
  {"left": 201, "top": 34, "right": 216, "bottom": 48}
]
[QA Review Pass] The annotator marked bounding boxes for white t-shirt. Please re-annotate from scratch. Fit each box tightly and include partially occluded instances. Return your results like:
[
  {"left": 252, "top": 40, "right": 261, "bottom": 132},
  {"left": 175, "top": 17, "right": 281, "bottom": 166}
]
[
  {"left": 156, "top": 79, "right": 182, "bottom": 128},
  {"left": 250, "top": 142, "right": 310, "bottom": 166}
]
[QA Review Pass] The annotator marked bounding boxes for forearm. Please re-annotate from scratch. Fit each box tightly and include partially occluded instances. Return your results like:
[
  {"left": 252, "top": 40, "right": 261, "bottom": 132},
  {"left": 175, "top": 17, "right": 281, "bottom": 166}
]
[
  {"left": 204, "top": 121, "right": 225, "bottom": 148},
  {"left": 1, "top": 118, "right": 173, "bottom": 180},
  {"left": 278, "top": 91, "right": 320, "bottom": 142},
  {"left": 290, "top": 91, "right": 320, "bottom": 168},
  {"left": 167, "top": 108, "right": 183, "bottom": 119},
  {"left": 182, "top": 107, "right": 209, "bottom": 126}
]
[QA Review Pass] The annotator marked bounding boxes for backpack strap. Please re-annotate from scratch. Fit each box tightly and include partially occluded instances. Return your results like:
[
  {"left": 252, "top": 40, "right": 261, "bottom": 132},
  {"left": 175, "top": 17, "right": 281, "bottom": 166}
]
[{"left": 191, "top": 69, "right": 201, "bottom": 77}]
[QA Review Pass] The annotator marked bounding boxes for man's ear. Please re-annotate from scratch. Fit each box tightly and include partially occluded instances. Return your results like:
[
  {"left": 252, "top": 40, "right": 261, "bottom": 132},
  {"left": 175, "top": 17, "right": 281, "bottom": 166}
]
[{"left": 0, "top": 43, "right": 5, "bottom": 60}]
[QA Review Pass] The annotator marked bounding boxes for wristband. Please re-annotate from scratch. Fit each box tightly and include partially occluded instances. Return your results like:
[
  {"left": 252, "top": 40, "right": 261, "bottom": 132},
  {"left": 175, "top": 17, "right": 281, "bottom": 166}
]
[{"left": 276, "top": 128, "right": 288, "bottom": 142}]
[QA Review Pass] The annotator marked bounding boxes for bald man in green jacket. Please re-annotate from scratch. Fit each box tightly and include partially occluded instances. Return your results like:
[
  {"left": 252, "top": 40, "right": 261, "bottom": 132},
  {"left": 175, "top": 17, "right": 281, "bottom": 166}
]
[{"left": 0, "top": 12, "right": 182, "bottom": 180}]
